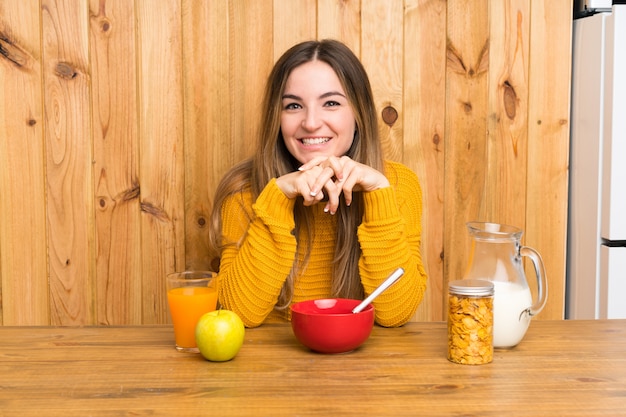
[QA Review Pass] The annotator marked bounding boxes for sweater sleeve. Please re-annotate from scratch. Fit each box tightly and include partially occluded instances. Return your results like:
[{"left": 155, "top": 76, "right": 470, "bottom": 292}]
[
  {"left": 217, "top": 179, "right": 297, "bottom": 327},
  {"left": 357, "top": 161, "right": 428, "bottom": 327}
]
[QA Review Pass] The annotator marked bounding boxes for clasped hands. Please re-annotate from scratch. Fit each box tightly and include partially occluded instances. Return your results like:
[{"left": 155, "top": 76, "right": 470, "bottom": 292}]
[{"left": 276, "top": 156, "right": 390, "bottom": 215}]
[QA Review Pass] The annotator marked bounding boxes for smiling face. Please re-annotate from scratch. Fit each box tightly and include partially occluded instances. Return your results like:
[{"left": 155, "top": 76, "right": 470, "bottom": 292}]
[{"left": 280, "top": 60, "right": 357, "bottom": 165}]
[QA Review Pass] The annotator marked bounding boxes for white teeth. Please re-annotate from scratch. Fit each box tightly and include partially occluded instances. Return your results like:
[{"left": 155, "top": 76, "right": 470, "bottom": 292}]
[{"left": 301, "top": 137, "right": 330, "bottom": 145}]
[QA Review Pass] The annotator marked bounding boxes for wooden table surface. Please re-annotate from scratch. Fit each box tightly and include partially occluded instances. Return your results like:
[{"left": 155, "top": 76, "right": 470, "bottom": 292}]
[{"left": 1, "top": 320, "right": 625, "bottom": 416}]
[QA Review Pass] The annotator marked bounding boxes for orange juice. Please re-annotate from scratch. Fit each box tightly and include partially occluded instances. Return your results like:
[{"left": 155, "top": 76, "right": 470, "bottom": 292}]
[{"left": 167, "top": 286, "right": 218, "bottom": 349}]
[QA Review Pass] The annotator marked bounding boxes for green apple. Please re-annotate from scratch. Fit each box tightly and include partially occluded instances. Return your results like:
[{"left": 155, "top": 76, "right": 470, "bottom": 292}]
[{"left": 195, "top": 309, "right": 245, "bottom": 362}]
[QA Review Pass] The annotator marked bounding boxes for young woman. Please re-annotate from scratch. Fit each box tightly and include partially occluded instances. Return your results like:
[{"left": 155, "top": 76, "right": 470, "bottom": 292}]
[{"left": 208, "top": 39, "right": 427, "bottom": 327}]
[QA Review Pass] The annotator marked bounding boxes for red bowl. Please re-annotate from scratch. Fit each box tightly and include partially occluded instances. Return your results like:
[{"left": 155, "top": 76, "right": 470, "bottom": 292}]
[{"left": 290, "top": 298, "right": 375, "bottom": 354}]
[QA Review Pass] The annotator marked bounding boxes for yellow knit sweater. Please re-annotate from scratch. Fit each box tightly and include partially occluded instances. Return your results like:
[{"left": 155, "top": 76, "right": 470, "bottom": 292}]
[{"left": 218, "top": 160, "right": 428, "bottom": 327}]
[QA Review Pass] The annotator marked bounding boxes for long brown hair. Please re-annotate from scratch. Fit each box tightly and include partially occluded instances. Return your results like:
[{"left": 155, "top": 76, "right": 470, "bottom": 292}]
[{"left": 208, "top": 39, "right": 384, "bottom": 308}]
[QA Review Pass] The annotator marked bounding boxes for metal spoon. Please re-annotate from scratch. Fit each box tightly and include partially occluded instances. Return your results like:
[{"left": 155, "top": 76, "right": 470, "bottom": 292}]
[{"left": 352, "top": 267, "right": 405, "bottom": 314}]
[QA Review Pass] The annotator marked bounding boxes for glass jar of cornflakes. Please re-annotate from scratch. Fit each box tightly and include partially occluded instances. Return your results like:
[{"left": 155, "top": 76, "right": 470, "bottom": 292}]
[{"left": 447, "top": 279, "right": 494, "bottom": 365}]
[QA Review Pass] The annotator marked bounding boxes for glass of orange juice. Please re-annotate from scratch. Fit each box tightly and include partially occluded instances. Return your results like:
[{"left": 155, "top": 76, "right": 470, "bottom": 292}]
[{"left": 166, "top": 271, "right": 218, "bottom": 352}]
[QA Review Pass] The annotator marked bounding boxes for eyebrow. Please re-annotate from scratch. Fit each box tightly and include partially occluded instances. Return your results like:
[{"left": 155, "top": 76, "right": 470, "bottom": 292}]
[{"left": 282, "top": 91, "right": 347, "bottom": 100}]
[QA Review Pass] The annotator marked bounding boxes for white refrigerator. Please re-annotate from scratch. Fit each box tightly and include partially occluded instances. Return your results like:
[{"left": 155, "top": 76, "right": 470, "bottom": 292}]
[{"left": 567, "top": 1, "right": 626, "bottom": 319}]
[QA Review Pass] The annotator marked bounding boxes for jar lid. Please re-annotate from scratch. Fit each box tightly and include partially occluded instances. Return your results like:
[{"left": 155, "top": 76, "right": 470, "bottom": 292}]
[{"left": 448, "top": 279, "right": 494, "bottom": 296}]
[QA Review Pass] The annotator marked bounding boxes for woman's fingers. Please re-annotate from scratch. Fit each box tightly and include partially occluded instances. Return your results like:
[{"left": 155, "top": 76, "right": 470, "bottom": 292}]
[
  {"left": 323, "top": 179, "right": 343, "bottom": 214},
  {"left": 298, "top": 156, "right": 328, "bottom": 172},
  {"left": 289, "top": 156, "right": 389, "bottom": 213},
  {"left": 308, "top": 165, "right": 336, "bottom": 197},
  {"left": 276, "top": 168, "right": 323, "bottom": 203}
]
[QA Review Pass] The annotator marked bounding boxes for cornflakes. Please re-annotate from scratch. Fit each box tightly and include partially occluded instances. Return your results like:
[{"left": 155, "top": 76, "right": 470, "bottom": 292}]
[{"left": 447, "top": 294, "right": 493, "bottom": 365}]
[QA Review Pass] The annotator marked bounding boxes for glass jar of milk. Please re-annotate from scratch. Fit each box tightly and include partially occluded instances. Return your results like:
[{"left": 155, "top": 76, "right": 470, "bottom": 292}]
[{"left": 462, "top": 222, "right": 548, "bottom": 348}]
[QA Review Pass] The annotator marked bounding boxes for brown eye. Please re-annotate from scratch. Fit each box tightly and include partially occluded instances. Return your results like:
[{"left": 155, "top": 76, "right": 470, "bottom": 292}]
[{"left": 284, "top": 102, "right": 301, "bottom": 110}]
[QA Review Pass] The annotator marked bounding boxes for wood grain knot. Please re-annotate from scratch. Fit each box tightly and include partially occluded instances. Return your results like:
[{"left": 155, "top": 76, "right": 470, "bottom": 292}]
[
  {"left": 197, "top": 217, "right": 206, "bottom": 227},
  {"left": 0, "top": 32, "right": 30, "bottom": 68},
  {"left": 382, "top": 106, "right": 398, "bottom": 126},
  {"left": 120, "top": 183, "right": 140, "bottom": 202},
  {"left": 503, "top": 81, "right": 517, "bottom": 120},
  {"left": 27, "top": 119, "right": 37, "bottom": 126},
  {"left": 140, "top": 201, "right": 170, "bottom": 222},
  {"left": 447, "top": 38, "right": 489, "bottom": 77},
  {"left": 55, "top": 62, "right": 78, "bottom": 80}
]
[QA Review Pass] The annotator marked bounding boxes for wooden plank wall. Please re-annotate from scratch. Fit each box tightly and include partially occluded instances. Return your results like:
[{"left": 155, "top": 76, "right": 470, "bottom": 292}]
[{"left": 0, "top": 0, "right": 572, "bottom": 326}]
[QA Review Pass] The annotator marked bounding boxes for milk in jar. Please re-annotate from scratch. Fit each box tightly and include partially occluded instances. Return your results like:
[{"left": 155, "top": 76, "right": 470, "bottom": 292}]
[
  {"left": 492, "top": 281, "right": 532, "bottom": 348},
  {"left": 462, "top": 222, "right": 548, "bottom": 348}
]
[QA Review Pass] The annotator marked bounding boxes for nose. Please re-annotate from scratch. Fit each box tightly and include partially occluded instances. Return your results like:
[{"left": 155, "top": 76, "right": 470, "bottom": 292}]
[{"left": 301, "top": 108, "right": 322, "bottom": 131}]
